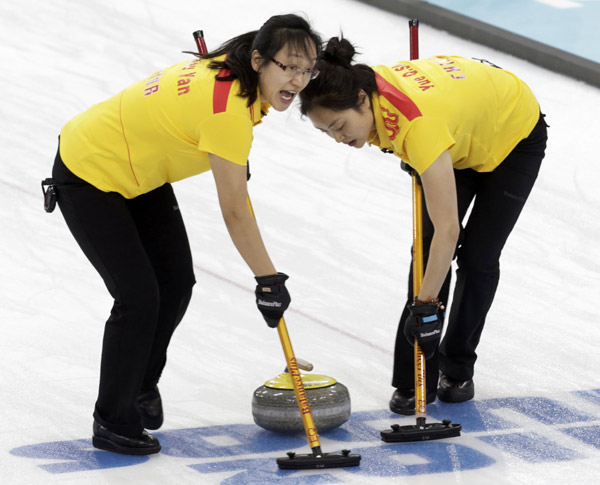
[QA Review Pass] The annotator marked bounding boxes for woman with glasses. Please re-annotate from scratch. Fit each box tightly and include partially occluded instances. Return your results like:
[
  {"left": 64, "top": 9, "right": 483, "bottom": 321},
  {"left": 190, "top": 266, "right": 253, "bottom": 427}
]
[
  {"left": 49, "top": 14, "right": 321, "bottom": 455},
  {"left": 299, "top": 37, "right": 547, "bottom": 414}
]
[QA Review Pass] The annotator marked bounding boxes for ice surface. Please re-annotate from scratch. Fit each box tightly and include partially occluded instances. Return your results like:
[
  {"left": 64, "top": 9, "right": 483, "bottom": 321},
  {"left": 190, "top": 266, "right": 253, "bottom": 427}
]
[{"left": 1, "top": 1, "right": 599, "bottom": 483}]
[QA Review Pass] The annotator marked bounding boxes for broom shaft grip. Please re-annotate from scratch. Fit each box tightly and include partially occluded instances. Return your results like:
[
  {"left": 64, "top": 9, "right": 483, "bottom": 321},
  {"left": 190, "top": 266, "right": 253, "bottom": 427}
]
[
  {"left": 408, "top": 18, "right": 427, "bottom": 418},
  {"left": 193, "top": 30, "right": 208, "bottom": 54}
]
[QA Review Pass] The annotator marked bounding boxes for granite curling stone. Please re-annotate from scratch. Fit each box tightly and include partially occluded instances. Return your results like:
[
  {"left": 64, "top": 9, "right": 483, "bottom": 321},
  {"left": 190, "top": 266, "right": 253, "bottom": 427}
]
[{"left": 252, "top": 370, "right": 351, "bottom": 432}]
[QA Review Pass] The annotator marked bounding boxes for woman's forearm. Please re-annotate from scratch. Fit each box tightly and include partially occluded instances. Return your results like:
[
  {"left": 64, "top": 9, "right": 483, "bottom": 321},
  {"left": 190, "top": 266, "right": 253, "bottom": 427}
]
[
  {"left": 417, "top": 227, "right": 458, "bottom": 301},
  {"left": 220, "top": 203, "right": 277, "bottom": 277}
]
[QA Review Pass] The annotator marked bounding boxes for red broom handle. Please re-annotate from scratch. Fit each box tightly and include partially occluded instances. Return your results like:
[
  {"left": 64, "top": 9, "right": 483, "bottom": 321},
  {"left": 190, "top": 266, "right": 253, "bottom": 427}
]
[{"left": 193, "top": 30, "right": 208, "bottom": 55}]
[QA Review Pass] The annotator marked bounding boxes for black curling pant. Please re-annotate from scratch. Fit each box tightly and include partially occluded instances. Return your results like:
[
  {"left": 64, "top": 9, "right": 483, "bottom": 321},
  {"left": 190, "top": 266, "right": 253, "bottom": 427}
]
[
  {"left": 52, "top": 149, "right": 196, "bottom": 437},
  {"left": 392, "top": 113, "right": 548, "bottom": 393}
]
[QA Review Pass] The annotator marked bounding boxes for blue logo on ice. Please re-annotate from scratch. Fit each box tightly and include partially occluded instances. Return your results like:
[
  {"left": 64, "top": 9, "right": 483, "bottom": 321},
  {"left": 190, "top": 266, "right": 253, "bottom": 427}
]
[{"left": 9, "top": 390, "right": 600, "bottom": 482}]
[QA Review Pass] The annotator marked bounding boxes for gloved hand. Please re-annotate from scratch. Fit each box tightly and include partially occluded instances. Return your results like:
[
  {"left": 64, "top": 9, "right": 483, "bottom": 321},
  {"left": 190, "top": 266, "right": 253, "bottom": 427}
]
[
  {"left": 255, "top": 273, "right": 291, "bottom": 328},
  {"left": 403, "top": 300, "right": 445, "bottom": 359}
]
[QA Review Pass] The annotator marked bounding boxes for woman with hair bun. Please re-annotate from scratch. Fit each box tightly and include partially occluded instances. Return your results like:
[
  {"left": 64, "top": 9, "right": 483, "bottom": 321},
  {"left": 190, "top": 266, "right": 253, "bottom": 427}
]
[
  {"left": 300, "top": 37, "right": 547, "bottom": 414},
  {"left": 48, "top": 14, "right": 322, "bottom": 455}
]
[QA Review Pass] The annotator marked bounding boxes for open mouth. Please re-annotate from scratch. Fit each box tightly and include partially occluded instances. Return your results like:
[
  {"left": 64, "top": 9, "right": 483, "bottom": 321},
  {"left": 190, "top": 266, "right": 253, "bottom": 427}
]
[
  {"left": 280, "top": 90, "right": 296, "bottom": 102},
  {"left": 348, "top": 139, "right": 357, "bottom": 147}
]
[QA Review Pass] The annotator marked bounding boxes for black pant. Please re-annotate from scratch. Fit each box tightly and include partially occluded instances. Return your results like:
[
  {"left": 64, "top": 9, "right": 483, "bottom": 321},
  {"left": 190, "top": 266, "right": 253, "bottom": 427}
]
[
  {"left": 392, "top": 113, "right": 548, "bottom": 393},
  {"left": 52, "top": 149, "right": 196, "bottom": 437}
]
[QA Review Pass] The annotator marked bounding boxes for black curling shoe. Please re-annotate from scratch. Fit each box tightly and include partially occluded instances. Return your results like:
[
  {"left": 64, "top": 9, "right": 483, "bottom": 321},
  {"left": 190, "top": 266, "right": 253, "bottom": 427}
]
[
  {"left": 437, "top": 373, "right": 475, "bottom": 403},
  {"left": 389, "top": 388, "right": 437, "bottom": 415},
  {"left": 92, "top": 421, "right": 161, "bottom": 455},
  {"left": 138, "top": 386, "right": 164, "bottom": 430}
]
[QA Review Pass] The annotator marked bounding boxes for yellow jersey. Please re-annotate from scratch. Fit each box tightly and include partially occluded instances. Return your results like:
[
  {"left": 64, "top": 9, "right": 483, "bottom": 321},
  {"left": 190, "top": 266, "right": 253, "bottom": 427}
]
[
  {"left": 369, "top": 56, "right": 540, "bottom": 174},
  {"left": 59, "top": 56, "right": 268, "bottom": 198}
]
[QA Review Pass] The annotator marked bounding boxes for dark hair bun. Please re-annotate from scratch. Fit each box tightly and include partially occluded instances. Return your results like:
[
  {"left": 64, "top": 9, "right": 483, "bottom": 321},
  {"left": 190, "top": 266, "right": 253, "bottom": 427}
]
[{"left": 321, "top": 37, "right": 356, "bottom": 68}]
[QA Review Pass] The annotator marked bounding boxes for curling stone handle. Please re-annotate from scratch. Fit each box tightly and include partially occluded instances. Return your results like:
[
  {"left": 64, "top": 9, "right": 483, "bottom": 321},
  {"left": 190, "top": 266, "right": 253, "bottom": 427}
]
[
  {"left": 297, "top": 358, "right": 314, "bottom": 372},
  {"left": 284, "top": 357, "right": 313, "bottom": 373}
]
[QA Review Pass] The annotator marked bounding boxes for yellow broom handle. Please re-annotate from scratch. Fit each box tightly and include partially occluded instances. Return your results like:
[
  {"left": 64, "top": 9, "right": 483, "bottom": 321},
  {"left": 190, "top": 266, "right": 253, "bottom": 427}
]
[
  {"left": 246, "top": 193, "right": 322, "bottom": 450},
  {"left": 412, "top": 174, "right": 427, "bottom": 418},
  {"left": 412, "top": 177, "right": 424, "bottom": 294},
  {"left": 277, "top": 317, "right": 322, "bottom": 450},
  {"left": 246, "top": 195, "right": 255, "bottom": 218}
]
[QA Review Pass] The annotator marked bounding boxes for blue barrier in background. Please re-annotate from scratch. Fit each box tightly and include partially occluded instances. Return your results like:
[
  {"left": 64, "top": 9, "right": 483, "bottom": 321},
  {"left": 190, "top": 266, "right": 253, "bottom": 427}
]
[
  {"left": 359, "top": 0, "right": 600, "bottom": 87},
  {"left": 425, "top": 0, "right": 600, "bottom": 64}
]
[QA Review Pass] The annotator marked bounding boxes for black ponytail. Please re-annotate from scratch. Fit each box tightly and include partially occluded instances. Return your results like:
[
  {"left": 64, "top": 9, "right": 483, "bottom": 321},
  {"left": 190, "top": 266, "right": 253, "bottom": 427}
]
[
  {"left": 299, "top": 36, "right": 377, "bottom": 115},
  {"left": 193, "top": 14, "right": 322, "bottom": 107}
]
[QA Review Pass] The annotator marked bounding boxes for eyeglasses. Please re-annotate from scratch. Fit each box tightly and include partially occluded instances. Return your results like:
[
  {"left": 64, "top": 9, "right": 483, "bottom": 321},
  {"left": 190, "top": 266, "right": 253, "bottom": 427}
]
[{"left": 268, "top": 56, "right": 320, "bottom": 80}]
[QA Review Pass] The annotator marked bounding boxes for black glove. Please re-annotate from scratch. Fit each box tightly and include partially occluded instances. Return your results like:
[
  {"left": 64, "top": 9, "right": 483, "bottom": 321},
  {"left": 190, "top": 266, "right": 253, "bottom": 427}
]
[
  {"left": 404, "top": 301, "right": 445, "bottom": 359},
  {"left": 400, "top": 160, "right": 413, "bottom": 175},
  {"left": 255, "top": 273, "right": 291, "bottom": 328}
]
